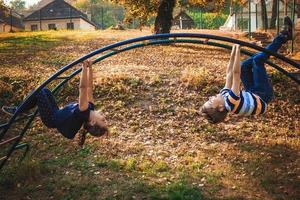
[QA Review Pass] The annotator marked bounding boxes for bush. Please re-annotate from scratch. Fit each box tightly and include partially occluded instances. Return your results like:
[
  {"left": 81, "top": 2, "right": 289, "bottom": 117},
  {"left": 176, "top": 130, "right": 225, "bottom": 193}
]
[{"left": 188, "top": 11, "right": 227, "bottom": 29}]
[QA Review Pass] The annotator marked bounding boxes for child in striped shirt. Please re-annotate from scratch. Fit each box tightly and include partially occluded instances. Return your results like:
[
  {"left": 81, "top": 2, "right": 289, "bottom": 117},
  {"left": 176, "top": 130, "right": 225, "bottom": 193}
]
[{"left": 201, "top": 16, "right": 293, "bottom": 123}]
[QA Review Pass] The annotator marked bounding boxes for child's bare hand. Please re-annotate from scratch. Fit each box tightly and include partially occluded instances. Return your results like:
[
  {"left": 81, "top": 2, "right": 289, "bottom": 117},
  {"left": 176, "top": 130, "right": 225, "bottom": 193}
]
[{"left": 82, "top": 60, "right": 92, "bottom": 68}]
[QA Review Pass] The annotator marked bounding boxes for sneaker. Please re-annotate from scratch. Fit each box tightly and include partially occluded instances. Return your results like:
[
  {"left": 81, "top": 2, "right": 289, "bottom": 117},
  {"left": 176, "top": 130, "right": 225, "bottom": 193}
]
[
  {"left": 280, "top": 16, "right": 293, "bottom": 41},
  {"left": 2, "top": 106, "right": 18, "bottom": 116},
  {"left": 1, "top": 106, "right": 31, "bottom": 117}
]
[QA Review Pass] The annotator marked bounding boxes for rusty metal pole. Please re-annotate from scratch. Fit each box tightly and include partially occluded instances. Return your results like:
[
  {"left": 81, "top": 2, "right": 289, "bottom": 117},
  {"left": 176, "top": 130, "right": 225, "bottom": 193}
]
[{"left": 292, "top": 0, "right": 296, "bottom": 52}]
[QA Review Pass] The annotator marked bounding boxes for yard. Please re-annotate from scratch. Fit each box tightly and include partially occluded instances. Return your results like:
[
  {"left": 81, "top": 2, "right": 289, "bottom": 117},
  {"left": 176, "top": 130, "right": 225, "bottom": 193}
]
[{"left": 0, "top": 29, "right": 299, "bottom": 200}]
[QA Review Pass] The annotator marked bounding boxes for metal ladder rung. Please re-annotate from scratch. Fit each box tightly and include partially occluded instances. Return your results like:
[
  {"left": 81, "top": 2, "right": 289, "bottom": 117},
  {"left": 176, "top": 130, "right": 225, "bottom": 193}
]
[
  {"left": 111, "top": 48, "right": 120, "bottom": 53},
  {"left": 56, "top": 76, "right": 71, "bottom": 80},
  {"left": 0, "top": 123, "right": 8, "bottom": 130},
  {"left": 0, "top": 136, "right": 20, "bottom": 146},
  {"left": 0, "top": 156, "right": 7, "bottom": 162},
  {"left": 289, "top": 71, "right": 300, "bottom": 76},
  {"left": 0, "top": 113, "right": 35, "bottom": 129}
]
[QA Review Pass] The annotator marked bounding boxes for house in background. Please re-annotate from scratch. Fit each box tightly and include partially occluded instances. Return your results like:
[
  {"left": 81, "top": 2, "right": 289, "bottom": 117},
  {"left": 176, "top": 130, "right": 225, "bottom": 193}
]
[
  {"left": 222, "top": 0, "right": 299, "bottom": 32},
  {"left": 23, "top": 0, "right": 96, "bottom": 31},
  {"left": 0, "top": 6, "right": 24, "bottom": 32},
  {"left": 172, "top": 10, "right": 194, "bottom": 29}
]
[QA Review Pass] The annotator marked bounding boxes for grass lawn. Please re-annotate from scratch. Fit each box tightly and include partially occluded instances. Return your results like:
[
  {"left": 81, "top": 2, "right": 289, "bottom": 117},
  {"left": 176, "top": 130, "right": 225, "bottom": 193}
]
[{"left": 0, "top": 29, "right": 299, "bottom": 200}]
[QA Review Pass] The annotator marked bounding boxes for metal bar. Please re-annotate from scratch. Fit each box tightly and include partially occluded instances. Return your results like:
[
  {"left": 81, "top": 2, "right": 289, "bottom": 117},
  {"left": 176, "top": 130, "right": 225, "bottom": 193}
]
[
  {"left": 14, "top": 143, "right": 30, "bottom": 162},
  {"left": 93, "top": 39, "right": 300, "bottom": 84},
  {"left": 39, "top": 10, "right": 42, "bottom": 31},
  {"left": 56, "top": 76, "right": 71, "bottom": 80},
  {"left": 292, "top": 0, "right": 296, "bottom": 52},
  {"left": 0, "top": 110, "right": 37, "bottom": 169},
  {"left": 10, "top": 9, "right": 12, "bottom": 32},
  {"left": 1, "top": 36, "right": 300, "bottom": 170},
  {"left": 241, "top": 7, "right": 244, "bottom": 31},
  {"left": 101, "top": 7, "right": 104, "bottom": 29},
  {"left": 0, "top": 156, "right": 6, "bottom": 162},
  {"left": 256, "top": 4, "right": 258, "bottom": 29},
  {"left": 0, "top": 123, "right": 8, "bottom": 130},
  {"left": 0, "top": 136, "right": 20, "bottom": 146},
  {"left": 58, "top": 39, "right": 300, "bottom": 90},
  {"left": 249, "top": 0, "right": 251, "bottom": 38},
  {"left": 235, "top": 3, "right": 238, "bottom": 30},
  {"left": 0, "top": 113, "right": 35, "bottom": 130},
  {"left": 277, "top": 0, "right": 280, "bottom": 34},
  {"left": 2, "top": 33, "right": 300, "bottom": 142}
]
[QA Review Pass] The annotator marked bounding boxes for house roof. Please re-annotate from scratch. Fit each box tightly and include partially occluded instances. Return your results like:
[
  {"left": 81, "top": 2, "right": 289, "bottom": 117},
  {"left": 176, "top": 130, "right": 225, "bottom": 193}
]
[
  {"left": 173, "top": 10, "right": 194, "bottom": 22},
  {"left": 0, "top": 7, "right": 24, "bottom": 29},
  {"left": 24, "top": 0, "right": 96, "bottom": 27}
]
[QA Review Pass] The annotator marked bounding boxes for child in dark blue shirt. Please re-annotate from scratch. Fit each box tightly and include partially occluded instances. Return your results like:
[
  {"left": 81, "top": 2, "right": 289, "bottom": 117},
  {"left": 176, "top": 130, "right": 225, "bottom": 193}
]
[{"left": 2, "top": 61, "right": 108, "bottom": 140}]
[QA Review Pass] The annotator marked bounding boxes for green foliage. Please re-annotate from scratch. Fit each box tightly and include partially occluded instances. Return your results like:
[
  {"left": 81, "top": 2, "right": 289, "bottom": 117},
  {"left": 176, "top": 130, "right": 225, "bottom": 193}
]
[
  {"left": 188, "top": 10, "right": 227, "bottom": 29},
  {"left": 0, "top": 0, "right": 5, "bottom": 8},
  {"left": 9, "top": 0, "right": 25, "bottom": 11},
  {"left": 74, "top": 0, "right": 125, "bottom": 29},
  {"left": 153, "top": 160, "right": 169, "bottom": 173},
  {"left": 113, "top": 0, "right": 227, "bottom": 27},
  {"left": 166, "top": 181, "right": 204, "bottom": 200}
]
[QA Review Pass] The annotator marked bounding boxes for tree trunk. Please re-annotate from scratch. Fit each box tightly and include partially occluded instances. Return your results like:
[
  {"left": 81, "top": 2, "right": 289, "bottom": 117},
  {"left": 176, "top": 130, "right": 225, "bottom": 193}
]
[
  {"left": 270, "top": 0, "right": 278, "bottom": 29},
  {"left": 261, "top": 0, "right": 268, "bottom": 31},
  {"left": 154, "top": 0, "right": 176, "bottom": 34},
  {"left": 230, "top": 0, "right": 234, "bottom": 16},
  {"left": 297, "top": 0, "right": 300, "bottom": 18},
  {"left": 284, "top": 0, "right": 288, "bottom": 15}
]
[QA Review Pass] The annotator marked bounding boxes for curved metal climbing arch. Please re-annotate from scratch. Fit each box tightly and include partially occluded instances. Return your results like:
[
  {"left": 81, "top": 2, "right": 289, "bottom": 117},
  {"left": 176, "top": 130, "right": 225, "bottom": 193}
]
[{"left": 1, "top": 33, "right": 299, "bottom": 170}]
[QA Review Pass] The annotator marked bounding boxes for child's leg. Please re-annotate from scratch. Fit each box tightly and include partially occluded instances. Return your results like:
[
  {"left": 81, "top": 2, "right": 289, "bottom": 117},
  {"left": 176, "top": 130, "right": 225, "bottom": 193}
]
[
  {"left": 36, "top": 89, "right": 59, "bottom": 128},
  {"left": 251, "top": 34, "right": 286, "bottom": 102},
  {"left": 252, "top": 34, "right": 286, "bottom": 65},
  {"left": 240, "top": 57, "right": 254, "bottom": 91}
]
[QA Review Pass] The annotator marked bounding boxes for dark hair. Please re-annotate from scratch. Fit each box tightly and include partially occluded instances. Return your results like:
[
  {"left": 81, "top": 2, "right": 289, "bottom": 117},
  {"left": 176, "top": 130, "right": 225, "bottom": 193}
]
[
  {"left": 201, "top": 105, "right": 228, "bottom": 123},
  {"left": 84, "top": 123, "right": 108, "bottom": 137}
]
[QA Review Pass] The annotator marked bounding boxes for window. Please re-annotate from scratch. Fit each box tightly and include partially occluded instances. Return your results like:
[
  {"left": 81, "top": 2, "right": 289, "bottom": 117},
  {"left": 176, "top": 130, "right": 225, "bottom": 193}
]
[
  {"left": 67, "top": 22, "right": 74, "bottom": 30},
  {"left": 48, "top": 24, "right": 56, "bottom": 30},
  {"left": 31, "top": 24, "right": 38, "bottom": 31}
]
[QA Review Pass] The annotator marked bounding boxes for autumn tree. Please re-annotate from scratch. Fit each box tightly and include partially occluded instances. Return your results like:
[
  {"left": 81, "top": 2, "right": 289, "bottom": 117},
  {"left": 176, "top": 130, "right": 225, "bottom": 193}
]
[
  {"left": 0, "top": 0, "right": 5, "bottom": 8},
  {"left": 112, "top": 0, "right": 226, "bottom": 34},
  {"left": 154, "top": 0, "right": 176, "bottom": 34},
  {"left": 261, "top": 0, "right": 268, "bottom": 30},
  {"left": 270, "top": 0, "right": 278, "bottom": 29},
  {"left": 9, "top": 0, "right": 26, "bottom": 12}
]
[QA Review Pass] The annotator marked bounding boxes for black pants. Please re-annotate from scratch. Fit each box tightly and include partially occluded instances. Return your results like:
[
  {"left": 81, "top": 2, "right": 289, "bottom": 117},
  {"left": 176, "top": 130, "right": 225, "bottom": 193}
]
[{"left": 22, "top": 88, "right": 58, "bottom": 128}]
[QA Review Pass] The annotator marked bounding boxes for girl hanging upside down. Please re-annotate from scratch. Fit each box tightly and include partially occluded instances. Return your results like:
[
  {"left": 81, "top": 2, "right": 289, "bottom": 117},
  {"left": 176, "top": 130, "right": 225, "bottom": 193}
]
[
  {"left": 2, "top": 60, "right": 108, "bottom": 140},
  {"left": 201, "top": 16, "right": 293, "bottom": 123}
]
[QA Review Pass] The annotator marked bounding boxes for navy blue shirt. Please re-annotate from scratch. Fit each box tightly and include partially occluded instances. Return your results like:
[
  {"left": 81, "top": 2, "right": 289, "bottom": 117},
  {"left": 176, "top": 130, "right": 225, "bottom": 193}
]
[{"left": 54, "top": 102, "right": 94, "bottom": 139}]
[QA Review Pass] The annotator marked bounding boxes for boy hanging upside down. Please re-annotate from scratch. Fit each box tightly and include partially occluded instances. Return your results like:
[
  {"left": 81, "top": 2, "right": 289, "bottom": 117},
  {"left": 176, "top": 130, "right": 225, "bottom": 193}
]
[
  {"left": 201, "top": 16, "right": 293, "bottom": 123},
  {"left": 2, "top": 60, "right": 108, "bottom": 141}
]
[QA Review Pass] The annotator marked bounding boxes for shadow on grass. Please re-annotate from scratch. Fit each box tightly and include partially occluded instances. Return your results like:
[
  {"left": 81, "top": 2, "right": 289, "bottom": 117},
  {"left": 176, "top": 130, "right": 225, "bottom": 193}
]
[
  {"left": 0, "top": 155, "right": 205, "bottom": 200},
  {"left": 204, "top": 129, "right": 300, "bottom": 200},
  {"left": 0, "top": 139, "right": 206, "bottom": 200}
]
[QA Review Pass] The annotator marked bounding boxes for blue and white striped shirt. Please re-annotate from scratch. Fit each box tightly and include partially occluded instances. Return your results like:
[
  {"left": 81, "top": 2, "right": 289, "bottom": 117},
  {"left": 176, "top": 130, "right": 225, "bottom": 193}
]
[{"left": 220, "top": 88, "right": 267, "bottom": 116}]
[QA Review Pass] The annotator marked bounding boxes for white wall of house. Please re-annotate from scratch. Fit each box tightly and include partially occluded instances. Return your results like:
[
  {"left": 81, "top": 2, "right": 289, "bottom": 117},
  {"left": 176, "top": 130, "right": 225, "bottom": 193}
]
[
  {"left": 24, "top": 18, "right": 95, "bottom": 31},
  {"left": 0, "top": 23, "right": 23, "bottom": 32},
  {"left": 79, "top": 18, "right": 96, "bottom": 30}
]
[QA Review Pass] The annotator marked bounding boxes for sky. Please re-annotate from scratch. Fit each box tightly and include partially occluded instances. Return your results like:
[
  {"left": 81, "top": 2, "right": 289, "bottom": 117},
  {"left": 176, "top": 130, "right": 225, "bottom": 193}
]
[{"left": 5, "top": 0, "right": 40, "bottom": 8}]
